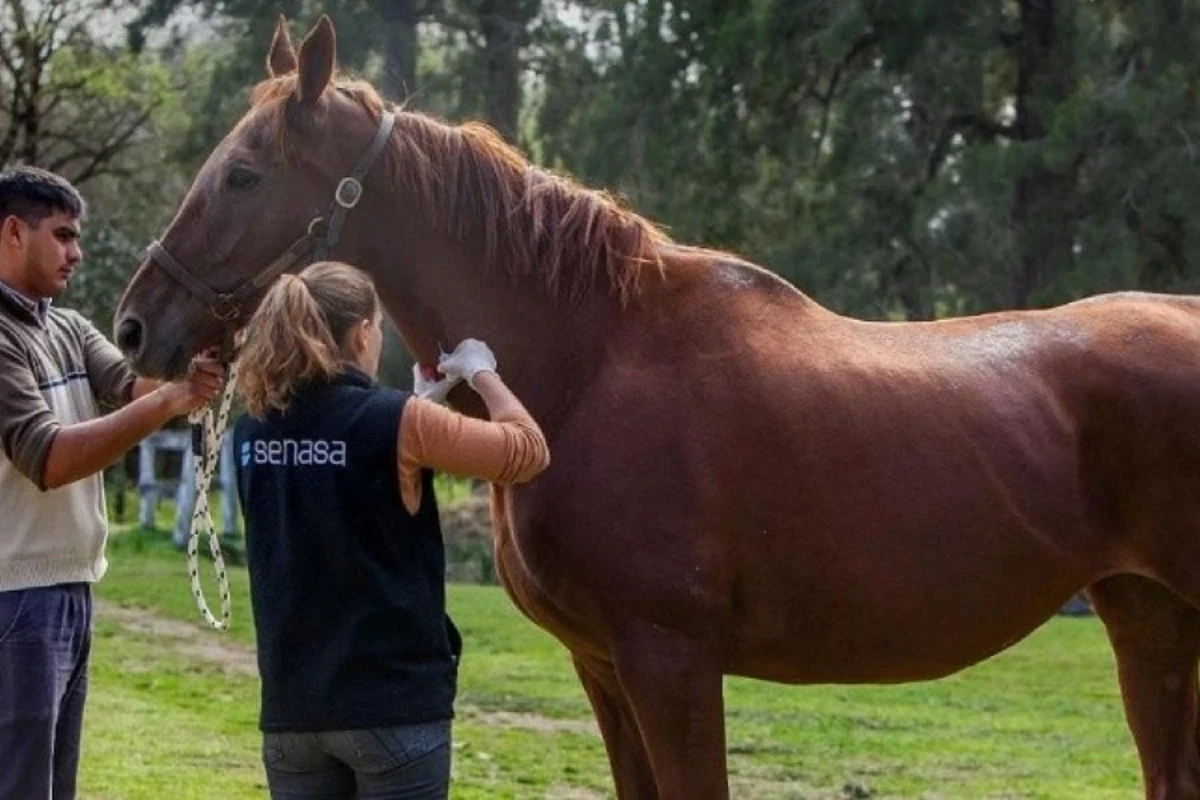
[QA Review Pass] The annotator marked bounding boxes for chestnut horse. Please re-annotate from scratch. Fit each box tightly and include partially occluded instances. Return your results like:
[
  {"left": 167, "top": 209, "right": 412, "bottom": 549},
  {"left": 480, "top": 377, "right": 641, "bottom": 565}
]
[{"left": 115, "top": 15, "right": 1200, "bottom": 799}]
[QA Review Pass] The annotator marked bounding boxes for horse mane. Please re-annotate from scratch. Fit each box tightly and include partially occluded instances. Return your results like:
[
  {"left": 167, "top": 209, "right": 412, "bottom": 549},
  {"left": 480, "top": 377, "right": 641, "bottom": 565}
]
[{"left": 251, "top": 74, "right": 672, "bottom": 306}]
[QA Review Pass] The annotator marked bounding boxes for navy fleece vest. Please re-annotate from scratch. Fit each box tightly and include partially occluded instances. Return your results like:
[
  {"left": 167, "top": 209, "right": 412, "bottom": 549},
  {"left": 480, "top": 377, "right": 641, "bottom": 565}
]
[{"left": 234, "top": 367, "right": 461, "bottom": 732}]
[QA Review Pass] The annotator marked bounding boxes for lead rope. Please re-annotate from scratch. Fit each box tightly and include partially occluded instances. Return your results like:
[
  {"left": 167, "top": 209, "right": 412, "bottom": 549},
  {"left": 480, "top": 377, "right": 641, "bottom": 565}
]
[{"left": 185, "top": 358, "right": 240, "bottom": 631}]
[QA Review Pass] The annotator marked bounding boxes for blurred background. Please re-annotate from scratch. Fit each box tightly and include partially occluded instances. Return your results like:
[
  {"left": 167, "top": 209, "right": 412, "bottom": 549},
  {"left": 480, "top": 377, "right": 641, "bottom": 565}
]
[{"left": 8, "top": 0, "right": 1198, "bottom": 387}]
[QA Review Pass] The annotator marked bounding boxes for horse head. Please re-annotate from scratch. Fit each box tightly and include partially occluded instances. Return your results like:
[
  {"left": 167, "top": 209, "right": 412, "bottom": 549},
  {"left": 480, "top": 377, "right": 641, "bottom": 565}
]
[{"left": 114, "top": 15, "right": 392, "bottom": 377}]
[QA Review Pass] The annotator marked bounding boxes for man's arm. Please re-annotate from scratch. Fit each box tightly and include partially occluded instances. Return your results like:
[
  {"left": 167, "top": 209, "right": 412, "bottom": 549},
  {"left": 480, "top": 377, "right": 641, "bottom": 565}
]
[
  {"left": 131, "top": 378, "right": 162, "bottom": 400},
  {"left": 75, "top": 312, "right": 138, "bottom": 407},
  {"left": 42, "top": 387, "right": 190, "bottom": 489},
  {"left": 0, "top": 338, "right": 55, "bottom": 487},
  {"left": 0, "top": 330, "right": 221, "bottom": 490},
  {"left": 74, "top": 314, "right": 203, "bottom": 405},
  {"left": 42, "top": 359, "right": 224, "bottom": 489}
]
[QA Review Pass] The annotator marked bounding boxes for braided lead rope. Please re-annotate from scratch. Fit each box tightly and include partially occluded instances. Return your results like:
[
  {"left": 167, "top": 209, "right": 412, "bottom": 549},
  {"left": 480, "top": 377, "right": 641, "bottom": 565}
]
[{"left": 185, "top": 359, "right": 240, "bottom": 631}]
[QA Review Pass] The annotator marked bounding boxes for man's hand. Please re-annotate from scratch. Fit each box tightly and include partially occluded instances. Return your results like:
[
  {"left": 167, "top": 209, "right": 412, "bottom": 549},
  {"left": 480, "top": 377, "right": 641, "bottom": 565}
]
[
  {"left": 413, "top": 363, "right": 460, "bottom": 404},
  {"left": 160, "top": 352, "right": 225, "bottom": 417},
  {"left": 437, "top": 339, "right": 498, "bottom": 389}
]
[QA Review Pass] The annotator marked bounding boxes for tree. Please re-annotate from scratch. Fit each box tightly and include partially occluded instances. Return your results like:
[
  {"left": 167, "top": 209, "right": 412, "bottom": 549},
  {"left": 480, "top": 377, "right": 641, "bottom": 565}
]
[
  {"left": 0, "top": 0, "right": 174, "bottom": 183},
  {"left": 126, "top": 1, "right": 440, "bottom": 167},
  {"left": 0, "top": 1, "right": 205, "bottom": 337},
  {"left": 532, "top": 0, "right": 1200, "bottom": 319}
]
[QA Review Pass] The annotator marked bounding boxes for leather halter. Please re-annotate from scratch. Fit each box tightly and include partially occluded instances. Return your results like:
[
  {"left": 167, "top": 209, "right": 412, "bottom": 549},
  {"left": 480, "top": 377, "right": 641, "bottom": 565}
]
[{"left": 145, "top": 110, "right": 396, "bottom": 357}]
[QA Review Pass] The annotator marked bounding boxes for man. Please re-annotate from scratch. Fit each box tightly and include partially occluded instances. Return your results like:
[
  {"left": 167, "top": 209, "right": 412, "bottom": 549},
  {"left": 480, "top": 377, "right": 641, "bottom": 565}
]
[{"left": 0, "top": 166, "right": 223, "bottom": 798}]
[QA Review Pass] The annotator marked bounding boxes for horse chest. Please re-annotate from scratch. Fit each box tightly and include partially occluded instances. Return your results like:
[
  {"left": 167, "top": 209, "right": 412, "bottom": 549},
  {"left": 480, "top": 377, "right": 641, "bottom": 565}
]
[{"left": 490, "top": 487, "right": 603, "bottom": 657}]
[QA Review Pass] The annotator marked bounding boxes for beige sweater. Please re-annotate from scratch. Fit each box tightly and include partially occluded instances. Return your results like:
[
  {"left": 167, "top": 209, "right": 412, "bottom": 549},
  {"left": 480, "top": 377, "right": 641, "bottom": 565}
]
[{"left": 0, "top": 287, "right": 135, "bottom": 591}]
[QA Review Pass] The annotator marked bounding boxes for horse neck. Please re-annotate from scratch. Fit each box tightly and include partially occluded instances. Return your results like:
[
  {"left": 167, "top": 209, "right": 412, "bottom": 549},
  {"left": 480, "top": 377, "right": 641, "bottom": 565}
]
[{"left": 352, "top": 230, "right": 614, "bottom": 433}]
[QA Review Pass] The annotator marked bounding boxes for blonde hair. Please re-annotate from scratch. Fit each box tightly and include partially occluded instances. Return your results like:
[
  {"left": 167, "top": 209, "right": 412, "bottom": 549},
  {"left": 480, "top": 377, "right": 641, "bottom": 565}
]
[{"left": 237, "top": 261, "right": 379, "bottom": 417}]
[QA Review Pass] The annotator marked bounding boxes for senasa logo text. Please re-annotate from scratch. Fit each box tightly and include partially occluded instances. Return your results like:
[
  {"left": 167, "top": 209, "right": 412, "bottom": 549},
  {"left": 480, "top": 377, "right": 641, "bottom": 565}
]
[{"left": 242, "top": 438, "right": 348, "bottom": 467}]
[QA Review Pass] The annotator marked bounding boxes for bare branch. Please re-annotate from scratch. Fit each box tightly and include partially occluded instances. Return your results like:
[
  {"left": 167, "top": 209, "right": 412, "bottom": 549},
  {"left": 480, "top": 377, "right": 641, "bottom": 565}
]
[
  {"left": 6, "top": 0, "right": 28, "bottom": 31},
  {"left": 0, "top": 107, "right": 19, "bottom": 163},
  {"left": 67, "top": 104, "right": 156, "bottom": 184},
  {"left": 37, "top": 77, "right": 88, "bottom": 118},
  {"left": 812, "top": 32, "right": 879, "bottom": 159},
  {"left": 0, "top": 0, "right": 159, "bottom": 181}
]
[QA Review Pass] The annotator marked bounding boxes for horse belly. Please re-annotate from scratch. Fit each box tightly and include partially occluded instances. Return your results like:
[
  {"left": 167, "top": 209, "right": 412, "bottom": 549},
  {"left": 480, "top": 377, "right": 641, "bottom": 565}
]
[
  {"left": 722, "top": 483, "right": 1095, "bottom": 684},
  {"left": 725, "top": 558, "right": 1084, "bottom": 684}
]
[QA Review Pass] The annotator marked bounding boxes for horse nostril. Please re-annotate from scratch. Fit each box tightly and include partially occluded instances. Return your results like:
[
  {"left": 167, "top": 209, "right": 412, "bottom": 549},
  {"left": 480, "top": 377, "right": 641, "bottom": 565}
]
[{"left": 116, "top": 317, "right": 143, "bottom": 357}]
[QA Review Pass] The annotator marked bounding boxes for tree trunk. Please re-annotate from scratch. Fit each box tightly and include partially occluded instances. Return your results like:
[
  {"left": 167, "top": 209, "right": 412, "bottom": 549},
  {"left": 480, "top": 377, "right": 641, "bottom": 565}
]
[
  {"left": 378, "top": 0, "right": 419, "bottom": 104},
  {"left": 477, "top": 0, "right": 537, "bottom": 142},
  {"left": 11, "top": 4, "right": 43, "bottom": 165},
  {"left": 1009, "top": 0, "right": 1077, "bottom": 309}
]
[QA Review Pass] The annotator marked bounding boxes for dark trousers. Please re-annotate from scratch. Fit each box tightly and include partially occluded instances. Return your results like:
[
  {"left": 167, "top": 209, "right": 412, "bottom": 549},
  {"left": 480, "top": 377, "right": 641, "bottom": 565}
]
[
  {"left": 0, "top": 583, "right": 92, "bottom": 800},
  {"left": 263, "top": 720, "right": 452, "bottom": 799}
]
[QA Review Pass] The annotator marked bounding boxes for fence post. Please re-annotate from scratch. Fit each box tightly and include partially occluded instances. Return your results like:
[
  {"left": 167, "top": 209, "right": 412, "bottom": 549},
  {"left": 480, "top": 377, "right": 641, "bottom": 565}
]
[
  {"left": 137, "top": 438, "right": 158, "bottom": 529},
  {"left": 173, "top": 446, "right": 197, "bottom": 549},
  {"left": 219, "top": 435, "right": 239, "bottom": 539}
]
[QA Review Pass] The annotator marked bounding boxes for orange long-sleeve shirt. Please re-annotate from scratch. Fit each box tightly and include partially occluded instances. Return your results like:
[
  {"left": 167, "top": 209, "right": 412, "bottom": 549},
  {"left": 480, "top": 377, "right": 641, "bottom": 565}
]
[{"left": 396, "top": 396, "right": 550, "bottom": 514}]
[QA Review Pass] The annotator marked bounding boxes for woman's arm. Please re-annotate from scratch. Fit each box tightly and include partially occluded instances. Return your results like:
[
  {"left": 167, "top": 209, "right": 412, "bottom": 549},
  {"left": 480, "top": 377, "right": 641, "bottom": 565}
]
[{"left": 394, "top": 371, "right": 550, "bottom": 515}]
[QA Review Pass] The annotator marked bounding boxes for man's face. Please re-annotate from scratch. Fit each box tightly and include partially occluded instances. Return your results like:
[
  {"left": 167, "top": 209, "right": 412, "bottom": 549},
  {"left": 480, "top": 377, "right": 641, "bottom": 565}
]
[{"left": 5, "top": 211, "right": 82, "bottom": 300}]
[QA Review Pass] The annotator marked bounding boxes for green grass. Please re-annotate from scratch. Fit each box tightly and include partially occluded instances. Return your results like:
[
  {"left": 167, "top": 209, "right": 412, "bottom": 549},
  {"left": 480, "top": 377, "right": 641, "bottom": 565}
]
[
  {"left": 104, "top": 474, "right": 475, "bottom": 535},
  {"left": 81, "top": 527, "right": 1143, "bottom": 799}
]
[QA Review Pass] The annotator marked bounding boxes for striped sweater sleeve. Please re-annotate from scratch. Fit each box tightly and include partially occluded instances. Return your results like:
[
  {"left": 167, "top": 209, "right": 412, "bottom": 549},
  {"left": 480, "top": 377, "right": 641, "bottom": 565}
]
[
  {"left": 0, "top": 334, "right": 60, "bottom": 489},
  {"left": 72, "top": 312, "right": 137, "bottom": 408}
]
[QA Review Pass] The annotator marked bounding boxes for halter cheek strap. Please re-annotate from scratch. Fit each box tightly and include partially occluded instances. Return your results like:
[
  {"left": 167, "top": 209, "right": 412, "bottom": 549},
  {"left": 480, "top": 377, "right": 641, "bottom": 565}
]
[{"left": 317, "top": 110, "right": 395, "bottom": 260}]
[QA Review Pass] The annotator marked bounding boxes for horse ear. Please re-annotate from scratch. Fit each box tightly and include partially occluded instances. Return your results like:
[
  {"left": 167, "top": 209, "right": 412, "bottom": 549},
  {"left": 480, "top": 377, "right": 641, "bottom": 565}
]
[
  {"left": 296, "top": 14, "right": 336, "bottom": 106},
  {"left": 266, "top": 15, "right": 297, "bottom": 76}
]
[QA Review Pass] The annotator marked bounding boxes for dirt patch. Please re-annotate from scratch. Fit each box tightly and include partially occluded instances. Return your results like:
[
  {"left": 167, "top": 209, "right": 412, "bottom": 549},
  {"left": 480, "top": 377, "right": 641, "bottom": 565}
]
[
  {"left": 95, "top": 601, "right": 596, "bottom": 738},
  {"left": 458, "top": 707, "right": 598, "bottom": 736},
  {"left": 96, "top": 600, "right": 258, "bottom": 677},
  {"left": 543, "top": 787, "right": 607, "bottom": 800}
]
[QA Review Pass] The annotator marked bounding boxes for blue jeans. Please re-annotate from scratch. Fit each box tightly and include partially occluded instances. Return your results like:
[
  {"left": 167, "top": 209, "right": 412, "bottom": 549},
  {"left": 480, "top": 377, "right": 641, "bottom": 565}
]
[
  {"left": 262, "top": 720, "right": 452, "bottom": 799},
  {"left": 0, "top": 583, "right": 92, "bottom": 800}
]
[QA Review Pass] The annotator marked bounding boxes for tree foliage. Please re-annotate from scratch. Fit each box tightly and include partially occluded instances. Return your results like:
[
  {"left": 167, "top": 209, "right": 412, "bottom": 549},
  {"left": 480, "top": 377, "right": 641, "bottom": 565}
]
[
  {"left": 0, "top": 0, "right": 208, "bottom": 335},
  {"left": 536, "top": 0, "right": 1200, "bottom": 318},
  {"left": 9, "top": 0, "right": 1200, "bottom": 355}
]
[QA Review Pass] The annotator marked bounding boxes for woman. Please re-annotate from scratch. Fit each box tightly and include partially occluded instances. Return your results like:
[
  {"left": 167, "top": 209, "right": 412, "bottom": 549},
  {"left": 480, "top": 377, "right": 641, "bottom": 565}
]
[{"left": 232, "top": 260, "right": 550, "bottom": 799}]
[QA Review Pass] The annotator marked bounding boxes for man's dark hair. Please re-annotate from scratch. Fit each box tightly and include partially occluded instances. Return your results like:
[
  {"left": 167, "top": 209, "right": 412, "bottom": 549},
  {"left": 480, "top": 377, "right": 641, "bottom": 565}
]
[{"left": 0, "top": 166, "right": 86, "bottom": 226}]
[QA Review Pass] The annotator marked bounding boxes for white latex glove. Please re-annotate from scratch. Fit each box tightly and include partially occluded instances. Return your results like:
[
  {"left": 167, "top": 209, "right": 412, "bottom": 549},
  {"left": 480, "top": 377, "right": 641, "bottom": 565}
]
[
  {"left": 437, "top": 338, "right": 498, "bottom": 389},
  {"left": 413, "top": 362, "right": 460, "bottom": 404}
]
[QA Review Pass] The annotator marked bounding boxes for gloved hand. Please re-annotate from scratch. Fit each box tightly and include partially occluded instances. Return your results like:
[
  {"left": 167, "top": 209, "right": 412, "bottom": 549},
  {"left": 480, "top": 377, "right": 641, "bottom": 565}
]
[
  {"left": 437, "top": 338, "right": 498, "bottom": 389},
  {"left": 413, "top": 363, "right": 460, "bottom": 404}
]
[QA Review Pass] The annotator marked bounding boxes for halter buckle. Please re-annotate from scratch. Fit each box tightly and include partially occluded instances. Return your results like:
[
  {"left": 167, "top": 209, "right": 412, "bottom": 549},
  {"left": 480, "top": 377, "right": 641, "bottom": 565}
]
[
  {"left": 335, "top": 177, "right": 363, "bottom": 209},
  {"left": 212, "top": 293, "right": 240, "bottom": 322}
]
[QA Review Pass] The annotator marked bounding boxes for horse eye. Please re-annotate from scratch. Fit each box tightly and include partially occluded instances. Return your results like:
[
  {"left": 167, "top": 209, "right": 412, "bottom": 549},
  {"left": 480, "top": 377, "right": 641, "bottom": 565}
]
[{"left": 226, "top": 166, "right": 259, "bottom": 191}]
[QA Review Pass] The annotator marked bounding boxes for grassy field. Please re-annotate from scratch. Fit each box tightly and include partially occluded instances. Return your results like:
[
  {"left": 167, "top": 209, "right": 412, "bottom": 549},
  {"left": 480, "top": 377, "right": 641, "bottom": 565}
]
[{"left": 79, "top": 527, "right": 1144, "bottom": 799}]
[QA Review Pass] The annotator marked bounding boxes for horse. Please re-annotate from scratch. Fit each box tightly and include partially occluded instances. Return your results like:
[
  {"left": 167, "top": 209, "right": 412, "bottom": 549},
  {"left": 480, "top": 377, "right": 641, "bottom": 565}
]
[{"left": 114, "top": 15, "right": 1200, "bottom": 799}]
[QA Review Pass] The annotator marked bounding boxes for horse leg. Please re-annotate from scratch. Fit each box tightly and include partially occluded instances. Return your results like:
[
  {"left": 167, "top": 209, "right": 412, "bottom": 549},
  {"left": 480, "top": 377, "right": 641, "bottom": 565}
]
[
  {"left": 572, "top": 654, "right": 658, "bottom": 799},
  {"left": 1088, "top": 574, "right": 1200, "bottom": 799},
  {"left": 609, "top": 624, "right": 728, "bottom": 799}
]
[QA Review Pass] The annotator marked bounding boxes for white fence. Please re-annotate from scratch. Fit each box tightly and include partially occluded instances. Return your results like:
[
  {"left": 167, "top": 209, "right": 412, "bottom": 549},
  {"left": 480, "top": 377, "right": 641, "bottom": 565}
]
[{"left": 136, "top": 428, "right": 240, "bottom": 547}]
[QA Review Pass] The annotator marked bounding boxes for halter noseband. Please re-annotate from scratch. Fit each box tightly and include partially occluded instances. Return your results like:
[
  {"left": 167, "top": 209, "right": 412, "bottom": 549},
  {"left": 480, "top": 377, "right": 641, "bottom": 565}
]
[{"left": 145, "top": 110, "right": 396, "bottom": 358}]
